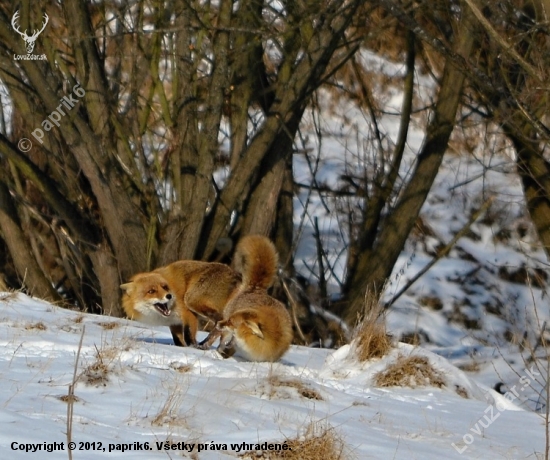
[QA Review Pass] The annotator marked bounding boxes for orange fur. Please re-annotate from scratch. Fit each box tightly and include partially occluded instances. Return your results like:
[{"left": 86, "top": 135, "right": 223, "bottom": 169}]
[
  {"left": 199, "top": 239, "right": 293, "bottom": 362},
  {"left": 120, "top": 235, "right": 281, "bottom": 348},
  {"left": 232, "top": 235, "right": 278, "bottom": 290},
  {"left": 122, "top": 261, "right": 239, "bottom": 346},
  {"left": 216, "top": 294, "right": 292, "bottom": 362}
]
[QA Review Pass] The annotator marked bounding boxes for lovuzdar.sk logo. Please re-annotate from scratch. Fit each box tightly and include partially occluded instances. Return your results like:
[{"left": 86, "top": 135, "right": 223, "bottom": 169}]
[{"left": 11, "top": 10, "right": 48, "bottom": 60}]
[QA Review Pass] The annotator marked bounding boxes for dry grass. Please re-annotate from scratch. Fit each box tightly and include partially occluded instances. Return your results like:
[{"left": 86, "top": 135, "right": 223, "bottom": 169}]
[
  {"left": 169, "top": 362, "right": 193, "bottom": 373},
  {"left": 79, "top": 345, "right": 119, "bottom": 386},
  {"left": 58, "top": 394, "right": 80, "bottom": 403},
  {"left": 24, "top": 321, "right": 47, "bottom": 331},
  {"left": 0, "top": 275, "right": 8, "bottom": 292},
  {"left": 353, "top": 293, "right": 392, "bottom": 362},
  {"left": 241, "top": 422, "right": 348, "bottom": 460},
  {"left": 374, "top": 355, "right": 446, "bottom": 389},
  {"left": 96, "top": 321, "right": 119, "bottom": 330},
  {"left": 266, "top": 375, "right": 323, "bottom": 401},
  {"left": 150, "top": 370, "right": 191, "bottom": 428},
  {"left": 150, "top": 379, "right": 190, "bottom": 428},
  {"left": 457, "top": 360, "right": 481, "bottom": 372},
  {"left": 455, "top": 385, "right": 469, "bottom": 398},
  {"left": 281, "top": 424, "right": 346, "bottom": 460},
  {"left": 0, "top": 292, "right": 18, "bottom": 302},
  {"left": 81, "top": 360, "right": 110, "bottom": 386},
  {"left": 151, "top": 391, "right": 186, "bottom": 426}
]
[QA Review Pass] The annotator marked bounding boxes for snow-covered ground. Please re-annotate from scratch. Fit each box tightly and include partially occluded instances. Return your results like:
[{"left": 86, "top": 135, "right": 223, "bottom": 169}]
[
  {"left": 291, "top": 49, "right": 550, "bottom": 421},
  {"left": 2, "top": 36, "right": 549, "bottom": 460},
  {"left": 0, "top": 292, "right": 546, "bottom": 459}
]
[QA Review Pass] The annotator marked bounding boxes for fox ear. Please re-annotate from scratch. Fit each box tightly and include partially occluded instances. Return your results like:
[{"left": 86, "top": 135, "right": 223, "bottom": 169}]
[
  {"left": 245, "top": 320, "right": 264, "bottom": 339},
  {"left": 120, "top": 282, "right": 134, "bottom": 293}
]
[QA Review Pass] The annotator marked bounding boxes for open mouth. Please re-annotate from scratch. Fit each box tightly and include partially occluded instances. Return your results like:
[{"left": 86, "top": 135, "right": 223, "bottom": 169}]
[{"left": 154, "top": 302, "right": 171, "bottom": 317}]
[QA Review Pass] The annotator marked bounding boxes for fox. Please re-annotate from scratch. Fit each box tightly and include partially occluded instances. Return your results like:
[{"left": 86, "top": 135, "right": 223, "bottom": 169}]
[
  {"left": 121, "top": 260, "right": 240, "bottom": 346},
  {"left": 120, "top": 235, "right": 289, "bottom": 353},
  {"left": 198, "top": 236, "right": 293, "bottom": 362}
]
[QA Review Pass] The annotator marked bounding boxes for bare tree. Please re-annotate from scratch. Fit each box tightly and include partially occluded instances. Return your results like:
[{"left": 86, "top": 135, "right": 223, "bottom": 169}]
[
  {"left": 0, "top": 0, "right": 365, "bottom": 316},
  {"left": 307, "top": 0, "right": 550, "bottom": 323},
  {"left": 2, "top": 0, "right": 547, "bottom": 338},
  {"left": 328, "top": 1, "right": 480, "bottom": 321}
]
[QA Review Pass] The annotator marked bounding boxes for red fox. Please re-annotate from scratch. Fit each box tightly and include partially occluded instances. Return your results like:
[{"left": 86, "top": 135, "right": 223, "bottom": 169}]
[
  {"left": 198, "top": 236, "right": 293, "bottom": 362},
  {"left": 121, "top": 235, "right": 292, "bottom": 360},
  {"left": 121, "top": 260, "right": 240, "bottom": 346}
]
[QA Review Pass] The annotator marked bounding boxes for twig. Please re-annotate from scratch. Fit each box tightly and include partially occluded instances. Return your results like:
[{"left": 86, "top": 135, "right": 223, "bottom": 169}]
[
  {"left": 313, "top": 217, "right": 327, "bottom": 300},
  {"left": 67, "top": 325, "right": 85, "bottom": 460},
  {"left": 280, "top": 277, "right": 307, "bottom": 344},
  {"left": 386, "top": 197, "right": 494, "bottom": 308},
  {"left": 463, "top": 0, "right": 542, "bottom": 83}
]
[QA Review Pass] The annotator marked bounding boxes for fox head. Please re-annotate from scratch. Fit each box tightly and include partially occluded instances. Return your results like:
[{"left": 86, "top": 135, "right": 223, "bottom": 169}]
[{"left": 120, "top": 273, "right": 176, "bottom": 325}]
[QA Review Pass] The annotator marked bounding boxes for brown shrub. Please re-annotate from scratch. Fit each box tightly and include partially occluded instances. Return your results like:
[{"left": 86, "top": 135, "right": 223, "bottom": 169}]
[
  {"left": 25, "top": 321, "right": 47, "bottom": 330},
  {"left": 266, "top": 375, "right": 323, "bottom": 401},
  {"left": 374, "top": 355, "right": 446, "bottom": 389},
  {"left": 241, "top": 422, "right": 348, "bottom": 460},
  {"left": 79, "top": 345, "right": 118, "bottom": 386},
  {"left": 96, "top": 321, "right": 118, "bottom": 330},
  {"left": 353, "top": 293, "right": 392, "bottom": 361}
]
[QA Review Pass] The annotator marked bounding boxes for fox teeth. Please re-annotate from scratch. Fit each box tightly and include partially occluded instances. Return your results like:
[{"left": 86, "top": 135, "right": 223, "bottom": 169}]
[{"left": 154, "top": 302, "right": 171, "bottom": 317}]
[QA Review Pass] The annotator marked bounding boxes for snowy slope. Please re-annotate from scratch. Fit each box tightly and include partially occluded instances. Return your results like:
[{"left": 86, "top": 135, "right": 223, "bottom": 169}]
[
  {"left": 0, "top": 292, "right": 546, "bottom": 459},
  {"left": 290, "top": 49, "right": 550, "bottom": 418}
]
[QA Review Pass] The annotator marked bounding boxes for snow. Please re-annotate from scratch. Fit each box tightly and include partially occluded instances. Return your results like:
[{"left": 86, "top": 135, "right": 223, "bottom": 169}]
[
  {"left": 289, "top": 50, "right": 550, "bottom": 429},
  {"left": 2, "top": 16, "right": 550, "bottom": 459},
  {"left": 0, "top": 292, "right": 546, "bottom": 459}
]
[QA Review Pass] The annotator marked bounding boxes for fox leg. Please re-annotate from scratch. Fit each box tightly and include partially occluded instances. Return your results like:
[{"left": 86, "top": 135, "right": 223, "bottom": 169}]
[
  {"left": 167, "top": 305, "right": 198, "bottom": 347},
  {"left": 173, "top": 304, "right": 198, "bottom": 346},
  {"left": 197, "top": 327, "right": 222, "bottom": 349},
  {"left": 197, "top": 318, "right": 231, "bottom": 349},
  {"left": 169, "top": 324, "right": 185, "bottom": 347}
]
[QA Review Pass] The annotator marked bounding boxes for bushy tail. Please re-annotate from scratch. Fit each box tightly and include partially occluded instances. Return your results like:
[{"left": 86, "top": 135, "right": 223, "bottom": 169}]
[{"left": 233, "top": 235, "right": 278, "bottom": 290}]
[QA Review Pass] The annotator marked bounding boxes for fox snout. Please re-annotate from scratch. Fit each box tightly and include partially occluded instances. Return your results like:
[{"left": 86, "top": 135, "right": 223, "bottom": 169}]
[{"left": 153, "top": 293, "right": 174, "bottom": 317}]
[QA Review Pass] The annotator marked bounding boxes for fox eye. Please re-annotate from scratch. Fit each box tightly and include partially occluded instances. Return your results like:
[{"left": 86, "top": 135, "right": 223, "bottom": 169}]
[
  {"left": 147, "top": 288, "right": 156, "bottom": 294},
  {"left": 161, "top": 284, "right": 169, "bottom": 291}
]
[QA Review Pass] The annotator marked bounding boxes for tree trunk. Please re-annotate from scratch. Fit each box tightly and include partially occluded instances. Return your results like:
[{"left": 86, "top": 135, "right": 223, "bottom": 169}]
[
  {"left": 344, "top": 3, "right": 478, "bottom": 323},
  {"left": 509, "top": 128, "right": 550, "bottom": 259},
  {"left": 0, "top": 182, "right": 60, "bottom": 301}
]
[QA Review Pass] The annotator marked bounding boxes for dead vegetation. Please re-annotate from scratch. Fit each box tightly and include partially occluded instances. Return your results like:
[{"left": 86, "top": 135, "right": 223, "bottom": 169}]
[
  {"left": 169, "top": 362, "right": 193, "bottom": 373},
  {"left": 79, "top": 345, "right": 119, "bottom": 386},
  {"left": 151, "top": 386, "right": 188, "bottom": 427},
  {"left": 352, "top": 294, "right": 392, "bottom": 362},
  {"left": 266, "top": 375, "right": 323, "bottom": 401},
  {"left": 24, "top": 321, "right": 47, "bottom": 331},
  {"left": 0, "top": 292, "right": 17, "bottom": 302},
  {"left": 96, "top": 321, "right": 118, "bottom": 330},
  {"left": 455, "top": 385, "right": 469, "bottom": 399},
  {"left": 457, "top": 361, "right": 481, "bottom": 372},
  {"left": 374, "top": 355, "right": 446, "bottom": 389},
  {"left": 58, "top": 394, "right": 80, "bottom": 403},
  {"left": 241, "top": 422, "right": 348, "bottom": 460}
]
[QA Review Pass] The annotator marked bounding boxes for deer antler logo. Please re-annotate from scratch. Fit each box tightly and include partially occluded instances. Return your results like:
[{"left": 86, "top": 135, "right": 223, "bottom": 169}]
[{"left": 12, "top": 11, "right": 49, "bottom": 54}]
